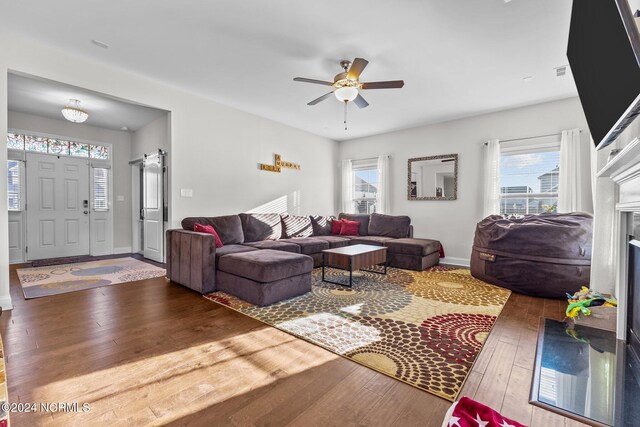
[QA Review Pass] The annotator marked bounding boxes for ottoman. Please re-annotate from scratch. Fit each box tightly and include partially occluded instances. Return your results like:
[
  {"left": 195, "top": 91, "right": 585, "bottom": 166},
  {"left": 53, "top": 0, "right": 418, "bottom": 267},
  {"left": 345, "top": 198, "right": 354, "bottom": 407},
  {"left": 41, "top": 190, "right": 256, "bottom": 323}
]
[
  {"left": 385, "top": 238, "right": 441, "bottom": 271},
  {"left": 216, "top": 249, "right": 313, "bottom": 306}
]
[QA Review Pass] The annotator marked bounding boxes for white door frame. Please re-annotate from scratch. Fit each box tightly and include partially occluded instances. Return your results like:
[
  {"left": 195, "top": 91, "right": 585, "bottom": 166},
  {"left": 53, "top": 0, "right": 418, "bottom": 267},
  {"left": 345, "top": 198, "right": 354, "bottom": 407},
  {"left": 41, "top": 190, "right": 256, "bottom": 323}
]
[
  {"left": 142, "top": 152, "right": 165, "bottom": 262},
  {"left": 7, "top": 129, "right": 114, "bottom": 262}
]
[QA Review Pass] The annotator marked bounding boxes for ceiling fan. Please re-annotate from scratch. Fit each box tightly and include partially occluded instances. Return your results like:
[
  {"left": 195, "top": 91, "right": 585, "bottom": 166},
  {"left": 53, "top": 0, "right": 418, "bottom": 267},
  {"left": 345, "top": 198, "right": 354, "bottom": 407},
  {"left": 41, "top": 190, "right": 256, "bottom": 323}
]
[{"left": 293, "top": 57, "right": 404, "bottom": 129}]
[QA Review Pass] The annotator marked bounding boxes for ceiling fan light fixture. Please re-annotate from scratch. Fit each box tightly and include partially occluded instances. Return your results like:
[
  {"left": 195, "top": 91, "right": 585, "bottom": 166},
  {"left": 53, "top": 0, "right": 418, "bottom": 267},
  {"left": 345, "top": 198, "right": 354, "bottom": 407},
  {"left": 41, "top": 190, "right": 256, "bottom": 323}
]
[
  {"left": 334, "top": 87, "right": 358, "bottom": 102},
  {"left": 61, "top": 99, "right": 89, "bottom": 123}
]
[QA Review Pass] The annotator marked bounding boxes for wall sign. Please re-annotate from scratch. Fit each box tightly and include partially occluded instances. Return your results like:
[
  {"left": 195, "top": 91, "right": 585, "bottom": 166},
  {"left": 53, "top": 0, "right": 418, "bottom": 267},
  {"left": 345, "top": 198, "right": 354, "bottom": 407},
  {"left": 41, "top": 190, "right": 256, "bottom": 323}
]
[{"left": 259, "top": 153, "right": 301, "bottom": 173}]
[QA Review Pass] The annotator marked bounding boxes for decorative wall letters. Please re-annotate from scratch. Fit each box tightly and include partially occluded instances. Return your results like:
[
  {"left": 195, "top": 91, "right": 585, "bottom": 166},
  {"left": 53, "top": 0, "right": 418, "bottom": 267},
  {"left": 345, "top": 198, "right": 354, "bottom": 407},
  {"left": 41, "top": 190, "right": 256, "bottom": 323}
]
[{"left": 259, "top": 153, "right": 301, "bottom": 173}]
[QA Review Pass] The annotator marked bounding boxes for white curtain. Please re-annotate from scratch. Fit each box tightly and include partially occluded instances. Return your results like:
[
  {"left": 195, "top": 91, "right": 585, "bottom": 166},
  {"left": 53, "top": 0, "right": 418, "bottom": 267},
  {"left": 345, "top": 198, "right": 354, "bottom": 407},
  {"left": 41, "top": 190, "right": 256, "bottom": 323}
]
[
  {"left": 377, "top": 155, "right": 390, "bottom": 214},
  {"left": 558, "top": 128, "right": 593, "bottom": 213},
  {"left": 482, "top": 139, "right": 501, "bottom": 218},
  {"left": 341, "top": 159, "right": 354, "bottom": 214}
]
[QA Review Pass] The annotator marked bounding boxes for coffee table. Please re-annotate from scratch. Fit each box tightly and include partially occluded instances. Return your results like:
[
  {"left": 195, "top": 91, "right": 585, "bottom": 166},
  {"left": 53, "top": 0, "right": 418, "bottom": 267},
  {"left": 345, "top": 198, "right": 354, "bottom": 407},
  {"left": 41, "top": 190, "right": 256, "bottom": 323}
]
[{"left": 321, "top": 244, "right": 387, "bottom": 287}]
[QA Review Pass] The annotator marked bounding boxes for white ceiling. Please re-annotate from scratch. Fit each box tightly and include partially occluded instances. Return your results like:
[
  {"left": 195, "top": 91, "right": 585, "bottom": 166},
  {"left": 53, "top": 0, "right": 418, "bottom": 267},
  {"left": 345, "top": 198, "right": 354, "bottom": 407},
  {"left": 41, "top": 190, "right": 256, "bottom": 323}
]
[
  {"left": 8, "top": 73, "right": 167, "bottom": 132},
  {"left": 1, "top": 0, "right": 578, "bottom": 141}
]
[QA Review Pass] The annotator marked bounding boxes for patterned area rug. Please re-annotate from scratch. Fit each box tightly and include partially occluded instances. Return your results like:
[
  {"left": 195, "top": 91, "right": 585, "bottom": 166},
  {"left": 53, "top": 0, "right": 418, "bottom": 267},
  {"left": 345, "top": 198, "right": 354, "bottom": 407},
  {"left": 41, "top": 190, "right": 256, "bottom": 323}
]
[
  {"left": 0, "top": 334, "right": 8, "bottom": 426},
  {"left": 17, "top": 257, "right": 166, "bottom": 299},
  {"left": 205, "top": 266, "right": 510, "bottom": 401}
]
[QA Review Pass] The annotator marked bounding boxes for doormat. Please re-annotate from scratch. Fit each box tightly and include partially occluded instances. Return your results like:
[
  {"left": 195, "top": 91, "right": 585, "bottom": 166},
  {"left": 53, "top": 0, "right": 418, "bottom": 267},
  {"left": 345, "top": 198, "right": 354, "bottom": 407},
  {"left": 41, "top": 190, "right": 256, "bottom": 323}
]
[
  {"left": 205, "top": 266, "right": 511, "bottom": 401},
  {"left": 31, "top": 255, "right": 94, "bottom": 267},
  {"left": 17, "top": 257, "right": 166, "bottom": 299}
]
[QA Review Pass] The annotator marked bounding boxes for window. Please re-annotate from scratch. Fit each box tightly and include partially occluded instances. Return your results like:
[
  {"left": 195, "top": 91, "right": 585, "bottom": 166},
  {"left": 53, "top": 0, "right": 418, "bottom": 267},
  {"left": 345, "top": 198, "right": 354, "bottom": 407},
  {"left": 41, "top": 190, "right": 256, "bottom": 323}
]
[
  {"left": 499, "top": 142, "right": 560, "bottom": 215},
  {"left": 7, "top": 160, "right": 21, "bottom": 211},
  {"left": 6, "top": 133, "right": 109, "bottom": 159},
  {"left": 352, "top": 159, "right": 379, "bottom": 214},
  {"left": 93, "top": 168, "right": 109, "bottom": 211}
]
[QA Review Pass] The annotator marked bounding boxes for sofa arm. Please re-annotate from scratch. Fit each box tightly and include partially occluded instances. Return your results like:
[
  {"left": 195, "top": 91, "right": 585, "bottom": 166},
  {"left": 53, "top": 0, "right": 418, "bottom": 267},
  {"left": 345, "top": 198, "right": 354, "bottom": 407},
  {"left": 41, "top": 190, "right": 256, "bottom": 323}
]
[
  {"left": 166, "top": 229, "right": 216, "bottom": 294},
  {"left": 408, "top": 225, "right": 414, "bottom": 238}
]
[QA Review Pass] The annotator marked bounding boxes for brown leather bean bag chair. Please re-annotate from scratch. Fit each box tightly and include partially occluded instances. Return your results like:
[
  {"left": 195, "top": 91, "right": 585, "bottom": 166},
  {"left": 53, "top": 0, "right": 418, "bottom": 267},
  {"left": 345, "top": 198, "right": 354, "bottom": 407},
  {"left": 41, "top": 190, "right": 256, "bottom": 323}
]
[{"left": 470, "top": 213, "right": 592, "bottom": 299}]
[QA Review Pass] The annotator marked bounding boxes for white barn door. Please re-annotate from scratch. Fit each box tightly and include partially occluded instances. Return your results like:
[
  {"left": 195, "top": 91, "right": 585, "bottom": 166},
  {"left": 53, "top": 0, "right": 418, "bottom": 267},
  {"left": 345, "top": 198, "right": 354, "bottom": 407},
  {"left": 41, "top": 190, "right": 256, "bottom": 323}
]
[
  {"left": 142, "top": 153, "right": 164, "bottom": 262},
  {"left": 26, "top": 153, "right": 90, "bottom": 260}
]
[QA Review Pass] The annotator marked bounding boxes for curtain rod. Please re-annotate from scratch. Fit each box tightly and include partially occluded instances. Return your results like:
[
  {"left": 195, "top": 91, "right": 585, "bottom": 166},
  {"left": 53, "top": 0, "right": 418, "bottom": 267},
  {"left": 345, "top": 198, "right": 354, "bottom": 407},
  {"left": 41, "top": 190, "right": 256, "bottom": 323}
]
[{"left": 484, "top": 130, "right": 582, "bottom": 145}]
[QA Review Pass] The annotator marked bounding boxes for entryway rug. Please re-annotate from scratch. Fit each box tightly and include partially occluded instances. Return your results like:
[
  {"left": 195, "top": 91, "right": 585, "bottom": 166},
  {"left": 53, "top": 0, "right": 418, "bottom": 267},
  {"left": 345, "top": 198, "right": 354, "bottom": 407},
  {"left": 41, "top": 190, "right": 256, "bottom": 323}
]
[
  {"left": 17, "top": 257, "right": 166, "bottom": 299},
  {"left": 205, "top": 266, "right": 511, "bottom": 401}
]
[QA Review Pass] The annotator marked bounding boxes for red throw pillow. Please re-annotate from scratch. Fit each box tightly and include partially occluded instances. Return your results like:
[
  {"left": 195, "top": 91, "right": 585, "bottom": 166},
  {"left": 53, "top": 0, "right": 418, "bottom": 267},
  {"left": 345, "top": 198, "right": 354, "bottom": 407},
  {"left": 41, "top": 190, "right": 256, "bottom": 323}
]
[
  {"left": 194, "top": 223, "right": 223, "bottom": 248},
  {"left": 339, "top": 219, "right": 360, "bottom": 236},
  {"left": 331, "top": 219, "right": 344, "bottom": 235}
]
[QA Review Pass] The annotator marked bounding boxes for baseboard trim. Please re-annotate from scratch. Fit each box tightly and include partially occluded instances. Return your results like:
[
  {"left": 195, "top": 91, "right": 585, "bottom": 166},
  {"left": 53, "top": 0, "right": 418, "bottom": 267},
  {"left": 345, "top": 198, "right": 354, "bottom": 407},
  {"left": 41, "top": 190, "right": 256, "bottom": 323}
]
[
  {"left": 113, "top": 247, "right": 133, "bottom": 255},
  {"left": 441, "top": 257, "right": 470, "bottom": 268},
  {"left": 0, "top": 296, "right": 14, "bottom": 311}
]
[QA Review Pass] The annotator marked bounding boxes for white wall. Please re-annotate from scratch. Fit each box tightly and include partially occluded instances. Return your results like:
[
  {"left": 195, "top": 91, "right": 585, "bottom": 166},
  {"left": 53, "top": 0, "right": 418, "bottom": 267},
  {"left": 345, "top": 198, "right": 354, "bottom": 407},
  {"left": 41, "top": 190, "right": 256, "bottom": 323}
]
[
  {"left": 131, "top": 114, "right": 170, "bottom": 160},
  {"left": 339, "top": 97, "right": 590, "bottom": 266},
  {"left": 0, "top": 31, "right": 338, "bottom": 309},
  {"left": 8, "top": 111, "right": 133, "bottom": 252}
]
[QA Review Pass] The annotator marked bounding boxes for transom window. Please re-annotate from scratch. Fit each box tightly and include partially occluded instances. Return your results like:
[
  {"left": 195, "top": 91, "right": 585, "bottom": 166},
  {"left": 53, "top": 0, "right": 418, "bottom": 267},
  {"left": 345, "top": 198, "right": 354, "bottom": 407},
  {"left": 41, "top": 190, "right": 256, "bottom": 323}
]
[
  {"left": 499, "top": 141, "right": 560, "bottom": 215},
  {"left": 7, "top": 132, "right": 109, "bottom": 160},
  {"left": 352, "top": 159, "right": 379, "bottom": 214}
]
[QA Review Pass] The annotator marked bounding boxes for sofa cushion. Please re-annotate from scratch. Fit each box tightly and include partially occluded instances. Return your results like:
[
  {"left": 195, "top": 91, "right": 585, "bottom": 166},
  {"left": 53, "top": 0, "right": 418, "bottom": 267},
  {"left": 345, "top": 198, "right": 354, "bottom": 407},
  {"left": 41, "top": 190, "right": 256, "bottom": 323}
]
[
  {"left": 218, "top": 249, "right": 313, "bottom": 283},
  {"left": 239, "top": 213, "right": 283, "bottom": 242},
  {"left": 385, "top": 238, "right": 441, "bottom": 256},
  {"left": 279, "top": 237, "right": 329, "bottom": 255},
  {"left": 310, "top": 215, "right": 334, "bottom": 236},
  {"left": 338, "top": 213, "right": 370, "bottom": 236},
  {"left": 281, "top": 215, "right": 313, "bottom": 238},
  {"left": 339, "top": 219, "right": 360, "bottom": 236},
  {"left": 242, "top": 240, "right": 301, "bottom": 253},
  {"left": 349, "top": 236, "right": 395, "bottom": 246},
  {"left": 215, "top": 244, "right": 258, "bottom": 264},
  {"left": 194, "top": 223, "right": 223, "bottom": 248},
  {"left": 182, "top": 215, "right": 244, "bottom": 244},
  {"left": 312, "top": 235, "right": 351, "bottom": 248},
  {"left": 368, "top": 213, "right": 411, "bottom": 238}
]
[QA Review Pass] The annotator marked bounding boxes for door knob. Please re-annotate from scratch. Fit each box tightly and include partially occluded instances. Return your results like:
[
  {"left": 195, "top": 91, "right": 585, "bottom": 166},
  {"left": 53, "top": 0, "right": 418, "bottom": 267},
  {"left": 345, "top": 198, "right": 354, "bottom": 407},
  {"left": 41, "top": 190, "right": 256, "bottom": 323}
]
[{"left": 83, "top": 210, "right": 89, "bottom": 215}]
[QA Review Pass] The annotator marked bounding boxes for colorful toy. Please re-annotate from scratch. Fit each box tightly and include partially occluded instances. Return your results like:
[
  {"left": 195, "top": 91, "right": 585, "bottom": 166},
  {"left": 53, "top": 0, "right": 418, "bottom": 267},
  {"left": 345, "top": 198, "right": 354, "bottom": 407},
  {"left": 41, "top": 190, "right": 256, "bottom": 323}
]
[{"left": 566, "top": 286, "right": 617, "bottom": 318}]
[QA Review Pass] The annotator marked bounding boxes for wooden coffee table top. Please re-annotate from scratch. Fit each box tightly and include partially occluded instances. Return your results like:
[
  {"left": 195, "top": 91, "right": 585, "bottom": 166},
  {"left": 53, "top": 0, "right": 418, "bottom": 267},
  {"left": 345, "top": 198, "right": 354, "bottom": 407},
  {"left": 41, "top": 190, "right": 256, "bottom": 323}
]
[{"left": 322, "top": 244, "right": 386, "bottom": 256}]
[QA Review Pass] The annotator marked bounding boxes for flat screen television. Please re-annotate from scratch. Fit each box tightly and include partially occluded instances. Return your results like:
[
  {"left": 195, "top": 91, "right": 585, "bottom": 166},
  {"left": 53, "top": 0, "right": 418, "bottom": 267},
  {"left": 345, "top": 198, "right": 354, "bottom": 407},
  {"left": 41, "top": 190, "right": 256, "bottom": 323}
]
[{"left": 567, "top": 0, "right": 640, "bottom": 150}]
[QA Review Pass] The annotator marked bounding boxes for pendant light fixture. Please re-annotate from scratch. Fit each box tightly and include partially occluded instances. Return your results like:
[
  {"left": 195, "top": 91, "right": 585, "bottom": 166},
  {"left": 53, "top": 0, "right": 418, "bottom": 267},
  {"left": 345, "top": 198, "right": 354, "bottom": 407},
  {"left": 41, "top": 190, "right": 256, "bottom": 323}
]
[{"left": 61, "top": 99, "right": 89, "bottom": 123}]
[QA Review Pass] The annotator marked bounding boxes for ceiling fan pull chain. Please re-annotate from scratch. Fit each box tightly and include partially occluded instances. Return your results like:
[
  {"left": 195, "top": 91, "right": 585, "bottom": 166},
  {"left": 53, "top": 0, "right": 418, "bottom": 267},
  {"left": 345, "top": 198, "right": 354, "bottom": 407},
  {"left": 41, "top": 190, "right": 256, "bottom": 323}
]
[{"left": 344, "top": 100, "right": 348, "bottom": 130}]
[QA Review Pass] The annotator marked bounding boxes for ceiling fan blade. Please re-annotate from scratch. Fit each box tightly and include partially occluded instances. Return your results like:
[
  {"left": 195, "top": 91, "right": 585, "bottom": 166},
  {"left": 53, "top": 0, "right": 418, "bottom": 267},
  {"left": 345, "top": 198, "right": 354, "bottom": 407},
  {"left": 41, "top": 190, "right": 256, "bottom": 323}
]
[
  {"left": 360, "top": 80, "right": 405, "bottom": 89},
  {"left": 294, "top": 77, "right": 334, "bottom": 86},
  {"left": 307, "top": 91, "right": 335, "bottom": 105},
  {"left": 353, "top": 93, "right": 369, "bottom": 109},
  {"left": 347, "top": 58, "right": 369, "bottom": 80}
]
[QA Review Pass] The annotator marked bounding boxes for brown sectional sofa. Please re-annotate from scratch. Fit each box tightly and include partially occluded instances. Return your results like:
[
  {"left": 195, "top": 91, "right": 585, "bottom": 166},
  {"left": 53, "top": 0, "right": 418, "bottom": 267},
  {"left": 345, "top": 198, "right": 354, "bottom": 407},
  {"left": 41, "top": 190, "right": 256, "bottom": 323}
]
[{"left": 167, "top": 212, "right": 441, "bottom": 306}]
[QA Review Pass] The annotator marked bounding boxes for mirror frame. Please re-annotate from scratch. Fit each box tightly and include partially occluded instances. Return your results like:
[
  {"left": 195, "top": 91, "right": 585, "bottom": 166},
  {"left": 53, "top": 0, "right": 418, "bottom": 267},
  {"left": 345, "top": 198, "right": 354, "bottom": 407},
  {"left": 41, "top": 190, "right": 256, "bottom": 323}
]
[{"left": 407, "top": 153, "right": 458, "bottom": 201}]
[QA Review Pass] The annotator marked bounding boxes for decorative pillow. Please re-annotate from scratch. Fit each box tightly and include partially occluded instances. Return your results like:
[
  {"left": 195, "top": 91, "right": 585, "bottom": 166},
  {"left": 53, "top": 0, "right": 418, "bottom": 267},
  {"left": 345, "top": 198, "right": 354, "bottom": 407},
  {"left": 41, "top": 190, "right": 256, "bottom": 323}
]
[
  {"left": 281, "top": 215, "right": 313, "bottom": 238},
  {"left": 331, "top": 219, "right": 344, "bottom": 235},
  {"left": 194, "top": 223, "right": 224, "bottom": 248},
  {"left": 339, "top": 219, "right": 360, "bottom": 236},
  {"left": 367, "top": 213, "right": 411, "bottom": 238},
  {"left": 338, "top": 213, "right": 370, "bottom": 236},
  {"left": 310, "top": 215, "right": 335, "bottom": 236}
]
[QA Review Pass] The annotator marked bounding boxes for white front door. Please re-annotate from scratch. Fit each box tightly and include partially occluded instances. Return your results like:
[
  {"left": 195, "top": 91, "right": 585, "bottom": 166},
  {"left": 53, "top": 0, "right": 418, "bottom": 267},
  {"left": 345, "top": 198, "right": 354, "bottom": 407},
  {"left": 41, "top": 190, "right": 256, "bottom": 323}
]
[
  {"left": 143, "top": 153, "right": 164, "bottom": 262},
  {"left": 26, "top": 153, "right": 90, "bottom": 260}
]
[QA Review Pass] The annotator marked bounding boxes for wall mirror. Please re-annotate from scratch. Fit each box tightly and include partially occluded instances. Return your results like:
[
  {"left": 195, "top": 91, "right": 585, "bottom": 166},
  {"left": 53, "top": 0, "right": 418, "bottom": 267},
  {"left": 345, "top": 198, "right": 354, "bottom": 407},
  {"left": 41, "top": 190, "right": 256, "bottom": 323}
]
[{"left": 408, "top": 154, "right": 458, "bottom": 200}]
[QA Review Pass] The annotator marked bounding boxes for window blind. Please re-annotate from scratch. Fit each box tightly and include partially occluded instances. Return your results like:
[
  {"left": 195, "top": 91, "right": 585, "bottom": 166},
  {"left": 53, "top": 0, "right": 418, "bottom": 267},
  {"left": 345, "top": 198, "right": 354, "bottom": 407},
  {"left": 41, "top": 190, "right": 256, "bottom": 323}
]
[
  {"left": 7, "top": 160, "right": 21, "bottom": 211},
  {"left": 94, "top": 168, "right": 109, "bottom": 211}
]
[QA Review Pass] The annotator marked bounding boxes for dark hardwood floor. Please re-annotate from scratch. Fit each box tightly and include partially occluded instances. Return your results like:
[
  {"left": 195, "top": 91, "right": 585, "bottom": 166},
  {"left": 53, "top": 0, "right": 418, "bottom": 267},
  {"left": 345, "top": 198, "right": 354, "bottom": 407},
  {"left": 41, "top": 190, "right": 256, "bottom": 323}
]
[{"left": 1, "top": 261, "right": 587, "bottom": 426}]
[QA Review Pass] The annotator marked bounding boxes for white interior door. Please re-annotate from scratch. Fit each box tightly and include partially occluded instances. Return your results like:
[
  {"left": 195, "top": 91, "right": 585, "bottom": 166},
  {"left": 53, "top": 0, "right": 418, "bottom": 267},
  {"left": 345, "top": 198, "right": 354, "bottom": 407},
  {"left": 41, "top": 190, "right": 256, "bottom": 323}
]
[
  {"left": 26, "top": 153, "right": 90, "bottom": 260},
  {"left": 143, "top": 153, "right": 164, "bottom": 262}
]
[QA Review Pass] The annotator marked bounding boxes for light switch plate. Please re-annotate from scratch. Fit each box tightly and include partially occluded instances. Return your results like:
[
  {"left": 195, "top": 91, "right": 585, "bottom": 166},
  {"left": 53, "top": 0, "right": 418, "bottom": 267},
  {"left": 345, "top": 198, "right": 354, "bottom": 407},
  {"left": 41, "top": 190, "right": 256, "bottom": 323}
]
[
  {"left": 117, "top": 195, "right": 125, "bottom": 202},
  {"left": 181, "top": 188, "right": 193, "bottom": 197}
]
